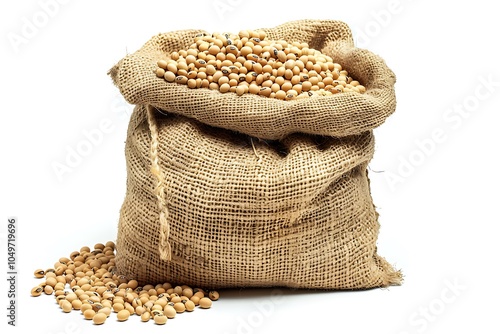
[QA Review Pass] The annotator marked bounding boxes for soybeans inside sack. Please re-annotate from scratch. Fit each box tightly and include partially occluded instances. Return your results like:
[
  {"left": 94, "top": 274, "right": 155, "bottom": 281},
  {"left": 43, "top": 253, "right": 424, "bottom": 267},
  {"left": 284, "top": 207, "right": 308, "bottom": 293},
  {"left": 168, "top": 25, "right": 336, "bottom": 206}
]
[{"left": 155, "top": 29, "right": 366, "bottom": 100}]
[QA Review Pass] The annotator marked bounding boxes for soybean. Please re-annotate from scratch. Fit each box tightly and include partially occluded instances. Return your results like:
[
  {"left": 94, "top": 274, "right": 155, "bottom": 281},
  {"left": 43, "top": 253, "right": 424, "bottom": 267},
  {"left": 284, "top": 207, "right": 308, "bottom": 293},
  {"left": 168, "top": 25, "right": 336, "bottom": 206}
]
[
  {"left": 117, "top": 309, "right": 130, "bottom": 321},
  {"left": 199, "top": 297, "right": 213, "bottom": 309},
  {"left": 31, "top": 286, "right": 43, "bottom": 297},
  {"left": 93, "top": 312, "right": 107, "bottom": 325},
  {"left": 60, "top": 300, "right": 73, "bottom": 313},
  {"left": 173, "top": 302, "right": 186, "bottom": 313},
  {"left": 184, "top": 300, "right": 196, "bottom": 312},
  {"left": 208, "top": 291, "right": 220, "bottom": 301},
  {"left": 141, "top": 312, "right": 151, "bottom": 322},
  {"left": 44, "top": 285, "right": 54, "bottom": 295},
  {"left": 164, "top": 71, "right": 176, "bottom": 83},
  {"left": 83, "top": 309, "right": 96, "bottom": 320},
  {"left": 34, "top": 269, "right": 45, "bottom": 278},
  {"left": 154, "top": 314, "right": 168, "bottom": 325},
  {"left": 163, "top": 305, "right": 177, "bottom": 319}
]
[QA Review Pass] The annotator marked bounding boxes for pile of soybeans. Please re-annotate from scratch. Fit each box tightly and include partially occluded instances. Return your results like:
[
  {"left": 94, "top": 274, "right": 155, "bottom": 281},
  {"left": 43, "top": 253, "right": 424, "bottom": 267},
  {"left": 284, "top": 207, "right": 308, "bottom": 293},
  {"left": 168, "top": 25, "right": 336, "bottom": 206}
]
[
  {"left": 155, "top": 29, "right": 366, "bottom": 100},
  {"left": 30, "top": 241, "right": 219, "bottom": 326}
]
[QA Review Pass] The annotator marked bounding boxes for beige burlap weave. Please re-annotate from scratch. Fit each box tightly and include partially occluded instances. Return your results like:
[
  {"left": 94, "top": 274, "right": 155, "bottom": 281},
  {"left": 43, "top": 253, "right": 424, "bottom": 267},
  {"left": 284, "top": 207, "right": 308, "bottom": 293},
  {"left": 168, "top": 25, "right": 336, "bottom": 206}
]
[{"left": 109, "top": 19, "right": 402, "bottom": 289}]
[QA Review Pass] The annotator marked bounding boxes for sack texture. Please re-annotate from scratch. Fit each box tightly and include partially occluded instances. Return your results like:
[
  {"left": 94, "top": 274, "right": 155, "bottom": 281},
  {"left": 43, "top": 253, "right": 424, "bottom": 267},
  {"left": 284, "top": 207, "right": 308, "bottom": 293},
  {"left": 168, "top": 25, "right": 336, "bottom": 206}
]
[{"left": 109, "top": 19, "right": 402, "bottom": 289}]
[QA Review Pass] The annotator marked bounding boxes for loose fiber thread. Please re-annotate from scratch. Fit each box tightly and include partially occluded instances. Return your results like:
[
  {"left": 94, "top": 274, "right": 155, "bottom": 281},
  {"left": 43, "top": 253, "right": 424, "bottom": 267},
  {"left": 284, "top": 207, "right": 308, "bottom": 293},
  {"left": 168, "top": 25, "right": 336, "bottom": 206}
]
[{"left": 146, "top": 105, "right": 172, "bottom": 261}]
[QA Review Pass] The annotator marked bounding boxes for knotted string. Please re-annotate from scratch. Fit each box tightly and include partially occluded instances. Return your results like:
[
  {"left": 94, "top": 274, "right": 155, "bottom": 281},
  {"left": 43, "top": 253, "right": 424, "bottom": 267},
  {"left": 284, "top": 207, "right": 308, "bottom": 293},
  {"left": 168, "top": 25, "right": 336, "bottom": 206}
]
[{"left": 146, "top": 105, "right": 172, "bottom": 261}]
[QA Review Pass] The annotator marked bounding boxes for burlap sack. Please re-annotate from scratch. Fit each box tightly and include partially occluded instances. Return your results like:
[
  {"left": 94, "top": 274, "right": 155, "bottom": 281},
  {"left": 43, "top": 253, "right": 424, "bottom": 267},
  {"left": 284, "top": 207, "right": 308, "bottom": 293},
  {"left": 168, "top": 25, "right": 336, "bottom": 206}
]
[{"left": 109, "top": 19, "right": 402, "bottom": 289}]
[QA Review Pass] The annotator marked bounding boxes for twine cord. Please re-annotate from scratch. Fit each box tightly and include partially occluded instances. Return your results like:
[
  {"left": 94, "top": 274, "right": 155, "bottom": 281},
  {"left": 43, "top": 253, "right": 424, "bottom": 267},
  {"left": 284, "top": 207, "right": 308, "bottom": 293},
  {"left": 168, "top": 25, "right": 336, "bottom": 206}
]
[{"left": 146, "top": 105, "right": 172, "bottom": 261}]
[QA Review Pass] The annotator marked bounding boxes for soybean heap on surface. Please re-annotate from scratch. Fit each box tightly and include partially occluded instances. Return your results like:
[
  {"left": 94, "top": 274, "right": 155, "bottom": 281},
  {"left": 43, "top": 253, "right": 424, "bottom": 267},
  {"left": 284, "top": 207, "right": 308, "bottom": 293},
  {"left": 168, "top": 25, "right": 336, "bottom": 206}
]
[{"left": 30, "top": 241, "right": 219, "bottom": 326}]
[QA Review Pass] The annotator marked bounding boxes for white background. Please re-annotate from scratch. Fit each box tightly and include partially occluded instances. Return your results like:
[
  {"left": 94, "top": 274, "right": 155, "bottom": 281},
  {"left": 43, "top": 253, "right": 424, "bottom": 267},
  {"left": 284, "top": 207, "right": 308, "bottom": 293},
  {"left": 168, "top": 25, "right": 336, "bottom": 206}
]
[{"left": 1, "top": 0, "right": 499, "bottom": 333}]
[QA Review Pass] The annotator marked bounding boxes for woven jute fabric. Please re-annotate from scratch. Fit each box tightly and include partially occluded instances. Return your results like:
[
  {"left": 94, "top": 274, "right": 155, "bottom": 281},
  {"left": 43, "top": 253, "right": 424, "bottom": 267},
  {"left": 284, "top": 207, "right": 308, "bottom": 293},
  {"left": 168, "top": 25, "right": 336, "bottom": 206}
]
[{"left": 109, "top": 19, "right": 402, "bottom": 289}]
